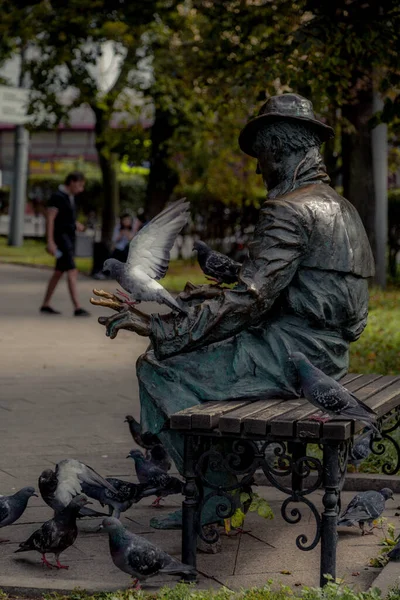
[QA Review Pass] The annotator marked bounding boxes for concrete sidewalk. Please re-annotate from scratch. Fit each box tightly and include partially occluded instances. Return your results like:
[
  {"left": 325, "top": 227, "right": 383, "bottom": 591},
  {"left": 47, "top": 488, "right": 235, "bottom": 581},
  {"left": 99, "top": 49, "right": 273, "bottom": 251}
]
[{"left": 0, "top": 264, "right": 394, "bottom": 594}]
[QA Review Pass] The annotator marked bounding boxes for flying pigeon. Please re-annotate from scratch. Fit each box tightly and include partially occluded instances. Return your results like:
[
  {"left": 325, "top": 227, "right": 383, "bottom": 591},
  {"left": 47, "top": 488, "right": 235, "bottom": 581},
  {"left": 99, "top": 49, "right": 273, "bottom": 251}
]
[
  {"left": 81, "top": 477, "right": 159, "bottom": 519},
  {"left": 124, "top": 415, "right": 161, "bottom": 450},
  {"left": 349, "top": 429, "right": 374, "bottom": 472},
  {"left": 193, "top": 240, "right": 242, "bottom": 285},
  {"left": 290, "top": 352, "right": 379, "bottom": 431},
  {"left": 338, "top": 488, "right": 394, "bottom": 535},
  {"left": 99, "top": 516, "right": 196, "bottom": 588},
  {"left": 127, "top": 449, "right": 183, "bottom": 508},
  {"left": 0, "top": 487, "right": 37, "bottom": 542},
  {"left": 39, "top": 459, "right": 117, "bottom": 517},
  {"left": 102, "top": 198, "right": 190, "bottom": 312},
  {"left": 15, "top": 494, "right": 90, "bottom": 569}
]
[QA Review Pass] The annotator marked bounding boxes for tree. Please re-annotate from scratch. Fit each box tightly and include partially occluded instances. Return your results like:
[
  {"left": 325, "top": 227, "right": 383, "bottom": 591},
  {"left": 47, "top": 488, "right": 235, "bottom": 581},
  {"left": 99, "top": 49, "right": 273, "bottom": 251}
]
[{"left": 0, "top": 0, "right": 158, "bottom": 249}]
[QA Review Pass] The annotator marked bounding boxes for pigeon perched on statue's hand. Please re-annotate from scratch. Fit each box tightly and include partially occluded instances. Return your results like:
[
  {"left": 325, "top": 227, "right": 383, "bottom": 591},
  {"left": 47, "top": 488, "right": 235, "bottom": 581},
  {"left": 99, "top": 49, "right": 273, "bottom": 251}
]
[
  {"left": 0, "top": 487, "right": 37, "bottom": 542},
  {"left": 15, "top": 494, "right": 90, "bottom": 569},
  {"left": 193, "top": 240, "right": 242, "bottom": 285},
  {"left": 127, "top": 449, "right": 183, "bottom": 508},
  {"left": 81, "top": 478, "right": 159, "bottom": 519},
  {"left": 289, "top": 352, "right": 379, "bottom": 432},
  {"left": 102, "top": 198, "right": 190, "bottom": 313},
  {"left": 99, "top": 517, "right": 196, "bottom": 588},
  {"left": 39, "top": 459, "right": 117, "bottom": 517},
  {"left": 338, "top": 488, "right": 393, "bottom": 535}
]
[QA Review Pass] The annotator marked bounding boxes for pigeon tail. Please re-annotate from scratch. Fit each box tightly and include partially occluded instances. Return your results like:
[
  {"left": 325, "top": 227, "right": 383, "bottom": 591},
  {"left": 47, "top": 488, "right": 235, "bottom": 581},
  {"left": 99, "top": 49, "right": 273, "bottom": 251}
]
[
  {"left": 160, "top": 562, "right": 196, "bottom": 576},
  {"left": 337, "top": 518, "right": 355, "bottom": 527},
  {"left": 160, "top": 295, "right": 187, "bottom": 314},
  {"left": 78, "top": 506, "right": 109, "bottom": 518}
]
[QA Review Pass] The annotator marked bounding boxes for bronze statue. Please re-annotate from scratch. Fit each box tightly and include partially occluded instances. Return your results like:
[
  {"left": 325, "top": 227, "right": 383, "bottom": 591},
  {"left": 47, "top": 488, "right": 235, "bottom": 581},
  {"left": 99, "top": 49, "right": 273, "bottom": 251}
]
[{"left": 92, "top": 93, "right": 374, "bottom": 528}]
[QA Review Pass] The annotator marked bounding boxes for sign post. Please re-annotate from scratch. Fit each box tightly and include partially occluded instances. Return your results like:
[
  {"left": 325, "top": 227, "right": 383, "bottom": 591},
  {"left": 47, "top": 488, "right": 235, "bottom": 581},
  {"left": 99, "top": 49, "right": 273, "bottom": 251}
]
[{"left": 0, "top": 84, "right": 31, "bottom": 247}]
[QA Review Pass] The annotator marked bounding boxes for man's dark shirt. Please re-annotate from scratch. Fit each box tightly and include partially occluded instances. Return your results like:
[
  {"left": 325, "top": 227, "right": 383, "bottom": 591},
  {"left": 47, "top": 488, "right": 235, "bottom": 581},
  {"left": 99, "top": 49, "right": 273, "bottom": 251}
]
[{"left": 48, "top": 188, "right": 76, "bottom": 245}]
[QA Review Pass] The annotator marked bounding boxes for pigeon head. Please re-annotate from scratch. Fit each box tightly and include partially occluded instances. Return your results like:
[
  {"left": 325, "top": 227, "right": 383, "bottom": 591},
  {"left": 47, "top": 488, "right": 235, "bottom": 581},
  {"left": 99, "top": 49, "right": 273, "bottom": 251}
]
[
  {"left": 99, "top": 516, "right": 123, "bottom": 533},
  {"left": 124, "top": 415, "right": 134, "bottom": 423},
  {"left": 102, "top": 258, "right": 124, "bottom": 278},
  {"left": 380, "top": 488, "right": 394, "bottom": 501},
  {"left": 18, "top": 487, "right": 38, "bottom": 498},
  {"left": 68, "top": 494, "right": 91, "bottom": 509},
  {"left": 126, "top": 449, "right": 145, "bottom": 462},
  {"left": 193, "top": 240, "right": 209, "bottom": 256}
]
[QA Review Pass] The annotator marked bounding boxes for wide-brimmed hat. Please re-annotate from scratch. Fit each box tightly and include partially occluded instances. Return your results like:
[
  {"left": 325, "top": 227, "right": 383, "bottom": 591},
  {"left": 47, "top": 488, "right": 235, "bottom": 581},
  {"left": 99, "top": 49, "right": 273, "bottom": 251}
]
[{"left": 239, "top": 93, "right": 334, "bottom": 158}]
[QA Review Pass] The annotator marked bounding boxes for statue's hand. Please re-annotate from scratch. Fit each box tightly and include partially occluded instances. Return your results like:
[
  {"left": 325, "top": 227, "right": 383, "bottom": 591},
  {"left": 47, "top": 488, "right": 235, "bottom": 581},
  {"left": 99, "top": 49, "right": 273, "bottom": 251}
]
[
  {"left": 90, "top": 289, "right": 150, "bottom": 339},
  {"left": 177, "top": 281, "right": 223, "bottom": 303}
]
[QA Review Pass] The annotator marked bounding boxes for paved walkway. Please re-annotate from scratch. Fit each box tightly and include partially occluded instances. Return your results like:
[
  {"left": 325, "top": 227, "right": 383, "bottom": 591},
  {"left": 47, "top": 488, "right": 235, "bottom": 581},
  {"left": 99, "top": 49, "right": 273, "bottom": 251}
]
[{"left": 0, "top": 264, "right": 394, "bottom": 594}]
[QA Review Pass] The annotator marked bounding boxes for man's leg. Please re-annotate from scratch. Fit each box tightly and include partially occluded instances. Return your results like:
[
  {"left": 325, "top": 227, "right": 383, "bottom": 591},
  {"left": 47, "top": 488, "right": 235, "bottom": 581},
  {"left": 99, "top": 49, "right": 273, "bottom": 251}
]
[
  {"left": 42, "top": 270, "right": 63, "bottom": 308},
  {"left": 66, "top": 269, "right": 81, "bottom": 310}
]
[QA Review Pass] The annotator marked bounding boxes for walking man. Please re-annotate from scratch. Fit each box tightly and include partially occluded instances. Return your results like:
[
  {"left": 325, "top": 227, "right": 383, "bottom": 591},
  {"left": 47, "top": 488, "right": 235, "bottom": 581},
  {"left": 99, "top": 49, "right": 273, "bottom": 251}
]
[{"left": 40, "top": 171, "right": 90, "bottom": 316}]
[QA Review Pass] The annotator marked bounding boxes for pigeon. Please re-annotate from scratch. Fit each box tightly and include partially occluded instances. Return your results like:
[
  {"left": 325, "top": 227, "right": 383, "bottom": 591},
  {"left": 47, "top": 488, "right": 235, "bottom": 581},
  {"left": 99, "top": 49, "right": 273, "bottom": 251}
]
[
  {"left": 337, "top": 488, "right": 394, "bottom": 535},
  {"left": 0, "top": 487, "right": 37, "bottom": 542},
  {"left": 81, "top": 477, "right": 159, "bottom": 519},
  {"left": 127, "top": 449, "right": 183, "bottom": 508},
  {"left": 39, "top": 459, "right": 117, "bottom": 517},
  {"left": 15, "top": 494, "right": 90, "bottom": 569},
  {"left": 290, "top": 352, "right": 379, "bottom": 431},
  {"left": 193, "top": 240, "right": 242, "bottom": 285},
  {"left": 102, "top": 198, "right": 190, "bottom": 312},
  {"left": 124, "top": 415, "right": 161, "bottom": 450},
  {"left": 349, "top": 429, "right": 374, "bottom": 471},
  {"left": 99, "top": 516, "right": 196, "bottom": 588},
  {"left": 148, "top": 444, "right": 172, "bottom": 473}
]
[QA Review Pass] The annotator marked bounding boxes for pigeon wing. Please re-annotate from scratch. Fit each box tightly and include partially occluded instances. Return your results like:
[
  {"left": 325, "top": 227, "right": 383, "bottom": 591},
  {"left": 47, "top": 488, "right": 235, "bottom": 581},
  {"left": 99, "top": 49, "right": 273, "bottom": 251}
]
[
  {"left": 205, "top": 252, "right": 240, "bottom": 280},
  {"left": 0, "top": 497, "right": 10, "bottom": 525},
  {"left": 56, "top": 459, "right": 117, "bottom": 507},
  {"left": 126, "top": 198, "right": 190, "bottom": 281}
]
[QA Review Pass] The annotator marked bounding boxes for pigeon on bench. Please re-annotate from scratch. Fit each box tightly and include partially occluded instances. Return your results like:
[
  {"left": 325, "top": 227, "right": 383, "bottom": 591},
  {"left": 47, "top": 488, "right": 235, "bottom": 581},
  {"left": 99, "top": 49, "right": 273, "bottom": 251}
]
[
  {"left": 15, "top": 494, "right": 90, "bottom": 569},
  {"left": 39, "top": 459, "right": 117, "bottom": 517},
  {"left": 0, "top": 487, "right": 37, "bottom": 542},
  {"left": 99, "top": 517, "right": 196, "bottom": 588},
  {"left": 290, "top": 352, "right": 379, "bottom": 433}
]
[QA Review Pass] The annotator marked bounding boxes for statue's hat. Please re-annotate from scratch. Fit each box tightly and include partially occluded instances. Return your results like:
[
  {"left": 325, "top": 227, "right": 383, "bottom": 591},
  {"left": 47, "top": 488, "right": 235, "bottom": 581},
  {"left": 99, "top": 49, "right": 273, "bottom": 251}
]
[{"left": 239, "top": 93, "right": 334, "bottom": 158}]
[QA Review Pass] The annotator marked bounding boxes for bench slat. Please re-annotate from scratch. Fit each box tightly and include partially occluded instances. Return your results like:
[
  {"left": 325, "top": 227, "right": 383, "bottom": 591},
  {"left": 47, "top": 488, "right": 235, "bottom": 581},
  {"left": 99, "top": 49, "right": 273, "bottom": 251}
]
[
  {"left": 243, "top": 399, "right": 305, "bottom": 436},
  {"left": 219, "top": 399, "right": 284, "bottom": 434},
  {"left": 170, "top": 400, "right": 253, "bottom": 430}
]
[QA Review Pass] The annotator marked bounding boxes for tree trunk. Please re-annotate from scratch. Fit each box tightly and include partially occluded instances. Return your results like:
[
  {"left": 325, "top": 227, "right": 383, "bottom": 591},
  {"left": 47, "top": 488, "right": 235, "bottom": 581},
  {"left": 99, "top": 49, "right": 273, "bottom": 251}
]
[
  {"left": 342, "top": 81, "right": 376, "bottom": 258},
  {"left": 145, "top": 106, "right": 179, "bottom": 218},
  {"left": 98, "top": 152, "right": 119, "bottom": 251}
]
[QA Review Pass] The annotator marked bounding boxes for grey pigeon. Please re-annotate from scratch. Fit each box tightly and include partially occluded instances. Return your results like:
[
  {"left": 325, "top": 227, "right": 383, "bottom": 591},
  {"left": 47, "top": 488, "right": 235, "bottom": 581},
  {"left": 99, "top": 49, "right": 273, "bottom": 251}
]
[
  {"left": 99, "top": 516, "right": 196, "bottom": 588},
  {"left": 387, "top": 538, "right": 400, "bottom": 561},
  {"left": 39, "top": 459, "right": 117, "bottom": 517},
  {"left": 81, "top": 477, "right": 159, "bottom": 519},
  {"left": 127, "top": 449, "right": 183, "bottom": 508},
  {"left": 102, "top": 198, "right": 190, "bottom": 312},
  {"left": 148, "top": 444, "right": 172, "bottom": 473},
  {"left": 0, "top": 487, "right": 37, "bottom": 542},
  {"left": 124, "top": 415, "right": 162, "bottom": 450},
  {"left": 349, "top": 429, "right": 374, "bottom": 471},
  {"left": 290, "top": 352, "right": 379, "bottom": 431},
  {"left": 15, "top": 494, "right": 90, "bottom": 569},
  {"left": 193, "top": 240, "right": 242, "bottom": 285},
  {"left": 338, "top": 488, "right": 394, "bottom": 535}
]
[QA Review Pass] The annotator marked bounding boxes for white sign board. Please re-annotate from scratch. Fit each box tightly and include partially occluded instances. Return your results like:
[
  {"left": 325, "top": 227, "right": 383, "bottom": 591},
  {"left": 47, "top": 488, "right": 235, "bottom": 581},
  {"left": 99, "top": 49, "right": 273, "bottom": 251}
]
[{"left": 0, "top": 85, "right": 30, "bottom": 124}]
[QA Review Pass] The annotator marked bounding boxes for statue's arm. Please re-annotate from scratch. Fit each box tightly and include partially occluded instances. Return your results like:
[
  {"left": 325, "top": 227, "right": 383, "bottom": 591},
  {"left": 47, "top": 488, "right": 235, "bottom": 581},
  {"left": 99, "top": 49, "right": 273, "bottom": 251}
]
[{"left": 150, "top": 202, "right": 310, "bottom": 359}]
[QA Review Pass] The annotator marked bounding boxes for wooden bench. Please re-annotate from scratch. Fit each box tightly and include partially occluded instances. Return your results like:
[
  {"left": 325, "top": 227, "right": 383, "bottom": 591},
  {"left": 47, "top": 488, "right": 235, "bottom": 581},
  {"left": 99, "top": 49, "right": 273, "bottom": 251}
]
[{"left": 170, "top": 374, "right": 400, "bottom": 586}]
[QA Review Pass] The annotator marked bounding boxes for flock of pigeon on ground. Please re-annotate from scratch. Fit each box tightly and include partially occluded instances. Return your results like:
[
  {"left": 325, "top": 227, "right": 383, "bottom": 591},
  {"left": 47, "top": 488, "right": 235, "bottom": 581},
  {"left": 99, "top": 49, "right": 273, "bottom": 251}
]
[{"left": 1, "top": 199, "right": 398, "bottom": 588}]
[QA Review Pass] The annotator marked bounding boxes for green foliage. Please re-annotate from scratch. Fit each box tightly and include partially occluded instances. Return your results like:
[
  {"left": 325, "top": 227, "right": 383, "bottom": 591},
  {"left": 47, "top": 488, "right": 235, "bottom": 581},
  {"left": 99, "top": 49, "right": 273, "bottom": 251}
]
[
  {"left": 369, "top": 519, "right": 398, "bottom": 568},
  {"left": 230, "top": 492, "right": 274, "bottom": 529}
]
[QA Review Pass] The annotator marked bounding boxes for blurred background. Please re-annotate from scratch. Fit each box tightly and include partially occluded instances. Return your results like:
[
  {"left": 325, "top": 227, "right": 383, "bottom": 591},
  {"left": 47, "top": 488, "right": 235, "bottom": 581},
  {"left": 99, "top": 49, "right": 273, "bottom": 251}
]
[{"left": 0, "top": 0, "right": 399, "bottom": 288}]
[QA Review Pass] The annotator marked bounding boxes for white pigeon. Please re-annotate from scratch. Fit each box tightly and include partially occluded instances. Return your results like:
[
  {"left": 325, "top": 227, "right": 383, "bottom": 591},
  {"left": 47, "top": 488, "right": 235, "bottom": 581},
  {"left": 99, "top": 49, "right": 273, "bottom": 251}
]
[{"left": 102, "top": 198, "right": 190, "bottom": 312}]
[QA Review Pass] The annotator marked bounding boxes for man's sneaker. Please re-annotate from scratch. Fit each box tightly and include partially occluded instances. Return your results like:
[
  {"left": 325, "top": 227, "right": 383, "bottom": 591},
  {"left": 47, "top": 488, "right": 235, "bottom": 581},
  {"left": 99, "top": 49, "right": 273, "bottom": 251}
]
[
  {"left": 74, "top": 308, "right": 90, "bottom": 317},
  {"left": 40, "top": 306, "right": 61, "bottom": 314}
]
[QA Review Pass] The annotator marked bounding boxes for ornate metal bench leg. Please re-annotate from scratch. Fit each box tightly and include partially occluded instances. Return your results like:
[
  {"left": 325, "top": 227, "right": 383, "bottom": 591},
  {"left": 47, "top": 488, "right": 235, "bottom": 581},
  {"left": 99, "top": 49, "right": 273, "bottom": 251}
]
[
  {"left": 182, "top": 434, "right": 198, "bottom": 580},
  {"left": 320, "top": 442, "right": 340, "bottom": 587}
]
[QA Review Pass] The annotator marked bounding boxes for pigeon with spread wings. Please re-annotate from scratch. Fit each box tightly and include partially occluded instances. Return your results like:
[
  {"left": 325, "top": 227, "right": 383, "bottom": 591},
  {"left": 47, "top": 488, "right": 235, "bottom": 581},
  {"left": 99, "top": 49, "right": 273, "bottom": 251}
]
[{"left": 102, "top": 198, "right": 190, "bottom": 312}]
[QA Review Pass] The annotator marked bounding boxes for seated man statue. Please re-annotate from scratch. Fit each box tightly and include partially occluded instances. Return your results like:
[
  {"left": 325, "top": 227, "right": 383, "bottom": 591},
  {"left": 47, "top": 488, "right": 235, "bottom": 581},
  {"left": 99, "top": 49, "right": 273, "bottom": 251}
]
[{"left": 94, "top": 93, "right": 374, "bottom": 528}]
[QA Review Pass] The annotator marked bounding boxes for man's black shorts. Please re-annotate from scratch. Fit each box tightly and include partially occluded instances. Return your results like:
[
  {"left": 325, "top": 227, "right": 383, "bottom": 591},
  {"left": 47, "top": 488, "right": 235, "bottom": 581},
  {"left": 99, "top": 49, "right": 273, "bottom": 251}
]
[{"left": 55, "top": 234, "right": 76, "bottom": 272}]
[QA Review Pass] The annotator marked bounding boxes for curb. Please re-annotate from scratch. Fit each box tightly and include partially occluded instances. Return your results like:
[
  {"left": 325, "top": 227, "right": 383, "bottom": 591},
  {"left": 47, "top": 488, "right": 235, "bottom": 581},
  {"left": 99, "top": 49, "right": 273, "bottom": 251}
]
[
  {"left": 0, "top": 577, "right": 123, "bottom": 597},
  {"left": 254, "top": 471, "right": 400, "bottom": 493},
  {"left": 369, "top": 561, "right": 400, "bottom": 596}
]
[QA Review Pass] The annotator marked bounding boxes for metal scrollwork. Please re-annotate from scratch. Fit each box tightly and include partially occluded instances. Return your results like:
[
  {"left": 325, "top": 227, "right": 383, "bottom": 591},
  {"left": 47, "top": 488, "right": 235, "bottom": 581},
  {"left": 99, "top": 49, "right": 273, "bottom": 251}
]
[
  {"left": 370, "top": 410, "right": 400, "bottom": 475},
  {"left": 193, "top": 437, "right": 327, "bottom": 552}
]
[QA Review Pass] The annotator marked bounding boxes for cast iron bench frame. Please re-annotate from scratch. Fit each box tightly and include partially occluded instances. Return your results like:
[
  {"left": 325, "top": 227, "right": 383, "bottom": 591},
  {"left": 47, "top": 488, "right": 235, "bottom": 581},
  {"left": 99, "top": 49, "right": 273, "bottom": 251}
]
[{"left": 170, "top": 373, "right": 400, "bottom": 586}]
